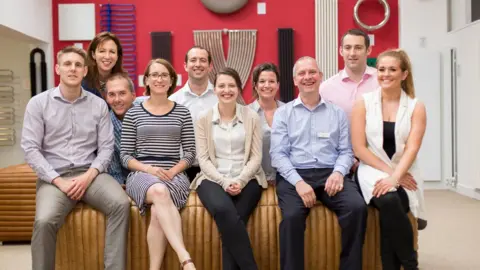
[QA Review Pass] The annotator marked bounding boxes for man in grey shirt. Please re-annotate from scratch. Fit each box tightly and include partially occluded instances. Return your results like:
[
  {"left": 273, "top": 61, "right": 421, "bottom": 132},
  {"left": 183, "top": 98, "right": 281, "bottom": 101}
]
[{"left": 21, "top": 46, "right": 130, "bottom": 270}]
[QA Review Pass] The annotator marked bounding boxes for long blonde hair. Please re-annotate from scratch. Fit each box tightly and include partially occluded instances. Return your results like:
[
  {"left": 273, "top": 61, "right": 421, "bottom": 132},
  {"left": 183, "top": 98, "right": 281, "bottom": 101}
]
[{"left": 377, "top": 49, "right": 415, "bottom": 98}]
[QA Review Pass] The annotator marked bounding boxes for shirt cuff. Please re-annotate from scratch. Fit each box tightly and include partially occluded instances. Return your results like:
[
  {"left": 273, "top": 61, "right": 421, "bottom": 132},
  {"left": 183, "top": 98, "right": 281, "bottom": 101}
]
[
  {"left": 90, "top": 162, "right": 106, "bottom": 174},
  {"left": 333, "top": 166, "right": 348, "bottom": 177},
  {"left": 44, "top": 170, "right": 60, "bottom": 184},
  {"left": 286, "top": 171, "right": 303, "bottom": 186}
]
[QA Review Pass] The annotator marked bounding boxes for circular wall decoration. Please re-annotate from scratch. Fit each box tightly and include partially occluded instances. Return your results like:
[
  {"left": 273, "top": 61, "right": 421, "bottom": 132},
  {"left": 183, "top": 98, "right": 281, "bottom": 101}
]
[
  {"left": 201, "top": 0, "right": 249, "bottom": 14},
  {"left": 354, "top": 0, "right": 390, "bottom": 31}
]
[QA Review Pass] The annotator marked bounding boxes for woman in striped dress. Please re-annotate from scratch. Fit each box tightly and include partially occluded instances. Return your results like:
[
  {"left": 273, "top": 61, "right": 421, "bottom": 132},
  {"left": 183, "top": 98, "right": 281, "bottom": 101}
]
[{"left": 120, "top": 59, "right": 196, "bottom": 270}]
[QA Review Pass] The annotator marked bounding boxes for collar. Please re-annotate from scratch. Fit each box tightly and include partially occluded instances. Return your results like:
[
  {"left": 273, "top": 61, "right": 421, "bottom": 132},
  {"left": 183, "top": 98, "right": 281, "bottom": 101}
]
[
  {"left": 184, "top": 80, "right": 215, "bottom": 97},
  {"left": 340, "top": 66, "right": 376, "bottom": 81},
  {"left": 212, "top": 103, "right": 244, "bottom": 124},
  {"left": 293, "top": 95, "right": 326, "bottom": 110},
  {"left": 250, "top": 99, "right": 283, "bottom": 112},
  {"left": 110, "top": 105, "right": 133, "bottom": 122},
  {"left": 52, "top": 86, "right": 88, "bottom": 102}
]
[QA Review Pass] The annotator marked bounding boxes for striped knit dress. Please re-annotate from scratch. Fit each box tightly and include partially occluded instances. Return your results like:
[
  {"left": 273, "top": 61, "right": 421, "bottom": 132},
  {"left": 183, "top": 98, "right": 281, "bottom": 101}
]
[{"left": 120, "top": 102, "right": 195, "bottom": 215}]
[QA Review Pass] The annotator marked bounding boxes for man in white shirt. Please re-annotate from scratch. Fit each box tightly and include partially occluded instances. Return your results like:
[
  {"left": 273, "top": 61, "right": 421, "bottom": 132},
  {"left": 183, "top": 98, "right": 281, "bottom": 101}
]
[{"left": 169, "top": 46, "right": 218, "bottom": 182}]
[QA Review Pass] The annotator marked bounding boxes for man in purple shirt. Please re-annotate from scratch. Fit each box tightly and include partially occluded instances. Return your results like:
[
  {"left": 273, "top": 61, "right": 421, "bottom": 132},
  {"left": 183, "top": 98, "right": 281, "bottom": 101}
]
[{"left": 21, "top": 46, "right": 130, "bottom": 270}]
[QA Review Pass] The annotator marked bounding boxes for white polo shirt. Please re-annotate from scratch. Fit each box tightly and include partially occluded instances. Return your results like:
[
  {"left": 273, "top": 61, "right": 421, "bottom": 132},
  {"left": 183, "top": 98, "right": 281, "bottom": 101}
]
[{"left": 169, "top": 81, "right": 217, "bottom": 122}]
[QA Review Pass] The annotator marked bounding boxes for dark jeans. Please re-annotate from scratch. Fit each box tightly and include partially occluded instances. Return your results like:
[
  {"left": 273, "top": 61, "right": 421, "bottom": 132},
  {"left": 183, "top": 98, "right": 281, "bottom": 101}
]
[
  {"left": 276, "top": 168, "right": 368, "bottom": 270},
  {"left": 197, "top": 180, "right": 262, "bottom": 270},
  {"left": 371, "top": 187, "right": 418, "bottom": 270}
]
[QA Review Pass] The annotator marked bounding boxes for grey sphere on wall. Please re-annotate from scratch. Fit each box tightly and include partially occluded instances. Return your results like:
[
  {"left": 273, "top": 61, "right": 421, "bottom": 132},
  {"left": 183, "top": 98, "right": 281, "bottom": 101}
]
[{"left": 201, "top": 0, "right": 249, "bottom": 14}]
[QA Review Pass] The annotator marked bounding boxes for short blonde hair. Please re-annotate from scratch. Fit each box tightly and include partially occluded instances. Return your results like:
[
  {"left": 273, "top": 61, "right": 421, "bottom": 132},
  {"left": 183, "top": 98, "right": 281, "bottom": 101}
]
[{"left": 56, "top": 46, "right": 87, "bottom": 65}]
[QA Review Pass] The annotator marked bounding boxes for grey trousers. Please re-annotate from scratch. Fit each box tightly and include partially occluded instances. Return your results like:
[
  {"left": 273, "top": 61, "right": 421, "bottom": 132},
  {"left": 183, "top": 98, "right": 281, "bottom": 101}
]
[{"left": 31, "top": 170, "right": 130, "bottom": 270}]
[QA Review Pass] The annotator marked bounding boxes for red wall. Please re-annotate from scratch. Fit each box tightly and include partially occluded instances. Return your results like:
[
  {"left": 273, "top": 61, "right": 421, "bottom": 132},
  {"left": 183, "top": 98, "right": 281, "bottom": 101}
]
[
  {"left": 52, "top": 0, "right": 398, "bottom": 100},
  {"left": 338, "top": 0, "right": 399, "bottom": 69}
]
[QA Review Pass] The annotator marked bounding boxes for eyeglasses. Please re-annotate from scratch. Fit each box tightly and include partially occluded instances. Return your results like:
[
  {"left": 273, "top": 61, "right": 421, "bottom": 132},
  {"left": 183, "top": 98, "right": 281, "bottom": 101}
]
[{"left": 148, "top": 72, "right": 170, "bottom": 80}]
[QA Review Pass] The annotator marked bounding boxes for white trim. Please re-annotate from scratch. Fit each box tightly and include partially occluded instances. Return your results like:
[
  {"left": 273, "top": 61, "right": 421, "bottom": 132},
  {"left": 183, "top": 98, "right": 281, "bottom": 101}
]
[
  {"left": 455, "top": 183, "right": 480, "bottom": 200},
  {"left": 424, "top": 181, "right": 448, "bottom": 190},
  {"left": 315, "top": 0, "right": 338, "bottom": 80}
]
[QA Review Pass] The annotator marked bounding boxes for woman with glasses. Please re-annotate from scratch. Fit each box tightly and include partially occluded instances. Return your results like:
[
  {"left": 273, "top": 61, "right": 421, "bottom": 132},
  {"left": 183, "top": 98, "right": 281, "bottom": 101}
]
[{"left": 120, "top": 59, "right": 196, "bottom": 270}]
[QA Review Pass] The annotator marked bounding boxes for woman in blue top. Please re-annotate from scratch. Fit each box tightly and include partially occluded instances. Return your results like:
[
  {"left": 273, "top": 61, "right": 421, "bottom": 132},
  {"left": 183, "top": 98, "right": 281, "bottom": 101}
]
[{"left": 82, "top": 31, "right": 125, "bottom": 99}]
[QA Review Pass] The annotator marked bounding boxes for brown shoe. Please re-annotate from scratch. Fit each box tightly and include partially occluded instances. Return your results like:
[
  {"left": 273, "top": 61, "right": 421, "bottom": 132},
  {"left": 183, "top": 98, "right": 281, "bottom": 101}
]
[{"left": 417, "top": 218, "right": 427, "bottom": 230}]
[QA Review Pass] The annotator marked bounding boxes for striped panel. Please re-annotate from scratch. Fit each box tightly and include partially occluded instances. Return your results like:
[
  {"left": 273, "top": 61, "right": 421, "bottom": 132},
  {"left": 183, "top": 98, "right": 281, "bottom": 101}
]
[
  {"left": 315, "top": 0, "right": 338, "bottom": 80},
  {"left": 0, "top": 164, "right": 36, "bottom": 242}
]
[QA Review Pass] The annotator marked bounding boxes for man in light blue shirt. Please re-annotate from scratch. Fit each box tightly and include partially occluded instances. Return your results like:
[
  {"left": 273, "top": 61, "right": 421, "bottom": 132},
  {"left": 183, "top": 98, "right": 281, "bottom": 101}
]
[{"left": 270, "top": 56, "right": 367, "bottom": 270}]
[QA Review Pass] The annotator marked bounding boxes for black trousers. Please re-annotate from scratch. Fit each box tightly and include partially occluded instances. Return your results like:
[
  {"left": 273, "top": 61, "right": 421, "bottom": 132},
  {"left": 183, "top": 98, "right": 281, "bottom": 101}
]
[
  {"left": 185, "top": 166, "right": 201, "bottom": 183},
  {"left": 197, "top": 180, "right": 262, "bottom": 270},
  {"left": 276, "top": 168, "right": 367, "bottom": 270},
  {"left": 370, "top": 187, "right": 418, "bottom": 270}
]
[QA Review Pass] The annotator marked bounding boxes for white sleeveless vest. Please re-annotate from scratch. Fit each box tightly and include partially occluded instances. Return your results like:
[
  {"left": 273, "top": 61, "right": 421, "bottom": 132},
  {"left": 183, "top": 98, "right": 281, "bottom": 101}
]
[{"left": 357, "top": 89, "right": 425, "bottom": 218}]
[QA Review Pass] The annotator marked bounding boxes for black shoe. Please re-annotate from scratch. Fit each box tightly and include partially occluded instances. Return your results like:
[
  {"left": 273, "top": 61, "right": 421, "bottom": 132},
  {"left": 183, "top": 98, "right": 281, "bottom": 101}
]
[{"left": 417, "top": 218, "right": 427, "bottom": 230}]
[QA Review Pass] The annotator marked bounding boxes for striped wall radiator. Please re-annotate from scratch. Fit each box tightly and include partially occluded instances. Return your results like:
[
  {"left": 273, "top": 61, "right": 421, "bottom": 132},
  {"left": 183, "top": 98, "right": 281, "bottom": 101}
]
[
  {"left": 193, "top": 29, "right": 257, "bottom": 104},
  {"left": 100, "top": 4, "right": 137, "bottom": 87},
  {"left": 315, "top": 0, "right": 338, "bottom": 80},
  {"left": 278, "top": 28, "right": 294, "bottom": 103}
]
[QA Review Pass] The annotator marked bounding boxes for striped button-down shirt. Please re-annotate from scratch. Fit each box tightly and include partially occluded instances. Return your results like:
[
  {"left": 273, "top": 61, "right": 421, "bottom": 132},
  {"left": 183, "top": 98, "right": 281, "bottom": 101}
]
[{"left": 21, "top": 87, "right": 114, "bottom": 183}]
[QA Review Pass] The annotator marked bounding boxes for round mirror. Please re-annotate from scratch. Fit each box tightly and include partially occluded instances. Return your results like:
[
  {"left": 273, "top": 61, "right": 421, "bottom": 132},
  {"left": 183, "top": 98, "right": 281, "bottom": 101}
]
[{"left": 201, "top": 0, "right": 249, "bottom": 14}]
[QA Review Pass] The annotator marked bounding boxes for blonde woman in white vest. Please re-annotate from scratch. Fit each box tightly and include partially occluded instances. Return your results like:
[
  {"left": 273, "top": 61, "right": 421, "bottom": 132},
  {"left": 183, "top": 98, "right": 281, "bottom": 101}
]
[{"left": 351, "top": 49, "right": 426, "bottom": 270}]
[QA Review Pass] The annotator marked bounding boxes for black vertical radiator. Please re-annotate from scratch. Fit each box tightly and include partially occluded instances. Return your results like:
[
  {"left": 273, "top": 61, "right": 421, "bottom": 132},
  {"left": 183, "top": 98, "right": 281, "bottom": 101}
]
[
  {"left": 29, "top": 48, "right": 47, "bottom": 97},
  {"left": 151, "top": 32, "right": 172, "bottom": 62},
  {"left": 278, "top": 28, "right": 295, "bottom": 102}
]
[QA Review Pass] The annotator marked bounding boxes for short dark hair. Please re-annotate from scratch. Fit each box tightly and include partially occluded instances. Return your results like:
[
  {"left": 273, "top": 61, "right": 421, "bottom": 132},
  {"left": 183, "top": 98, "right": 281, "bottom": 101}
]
[
  {"left": 143, "top": 58, "right": 178, "bottom": 96},
  {"left": 185, "top": 45, "right": 212, "bottom": 64},
  {"left": 341, "top": 28, "right": 370, "bottom": 48},
  {"left": 105, "top": 72, "right": 135, "bottom": 93},
  {"left": 251, "top": 62, "right": 280, "bottom": 99},
  {"left": 214, "top": 67, "right": 243, "bottom": 94}
]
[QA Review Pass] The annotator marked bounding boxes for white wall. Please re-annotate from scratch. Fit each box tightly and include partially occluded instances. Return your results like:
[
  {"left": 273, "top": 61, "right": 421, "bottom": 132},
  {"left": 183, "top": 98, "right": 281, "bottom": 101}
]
[
  {"left": 0, "top": 33, "right": 43, "bottom": 167},
  {"left": 400, "top": 0, "right": 480, "bottom": 199},
  {"left": 445, "top": 21, "right": 480, "bottom": 199},
  {"left": 0, "top": 0, "right": 53, "bottom": 43},
  {"left": 399, "top": 0, "right": 448, "bottom": 185},
  {"left": 450, "top": 0, "right": 472, "bottom": 31},
  {"left": 0, "top": 0, "right": 54, "bottom": 169}
]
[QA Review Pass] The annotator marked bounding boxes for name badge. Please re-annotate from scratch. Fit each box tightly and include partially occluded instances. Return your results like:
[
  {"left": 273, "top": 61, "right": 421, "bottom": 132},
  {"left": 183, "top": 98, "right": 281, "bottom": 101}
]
[{"left": 317, "top": 132, "right": 330, "bottom": 138}]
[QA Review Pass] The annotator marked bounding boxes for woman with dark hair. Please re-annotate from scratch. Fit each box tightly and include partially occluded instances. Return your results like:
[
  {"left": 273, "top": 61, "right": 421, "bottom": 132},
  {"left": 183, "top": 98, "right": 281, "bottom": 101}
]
[
  {"left": 351, "top": 49, "right": 426, "bottom": 270},
  {"left": 82, "top": 31, "right": 125, "bottom": 99},
  {"left": 191, "top": 67, "right": 267, "bottom": 270},
  {"left": 120, "top": 59, "right": 196, "bottom": 269},
  {"left": 248, "top": 62, "right": 284, "bottom": 185}
]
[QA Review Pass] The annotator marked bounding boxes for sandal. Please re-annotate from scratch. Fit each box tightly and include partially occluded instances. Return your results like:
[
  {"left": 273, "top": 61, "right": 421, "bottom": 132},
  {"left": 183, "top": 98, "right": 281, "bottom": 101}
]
[{"left": 181, "top": 258, "right": 194, "bottom": 269}]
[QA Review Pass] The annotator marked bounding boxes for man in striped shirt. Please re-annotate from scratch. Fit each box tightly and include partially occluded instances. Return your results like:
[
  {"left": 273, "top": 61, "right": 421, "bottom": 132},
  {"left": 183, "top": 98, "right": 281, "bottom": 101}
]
[
  {"left": 105, "top": 72, "right": 137, "bottom": 184},
  {"left": 21, "top": 46, "right": 130, "bottom": 270}
]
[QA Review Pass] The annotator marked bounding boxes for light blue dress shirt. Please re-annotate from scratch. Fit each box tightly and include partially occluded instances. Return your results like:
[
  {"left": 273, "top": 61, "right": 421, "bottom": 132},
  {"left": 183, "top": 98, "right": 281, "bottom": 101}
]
[{"left": 270, "top": 96, "right": 354, "bottom": 186}]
